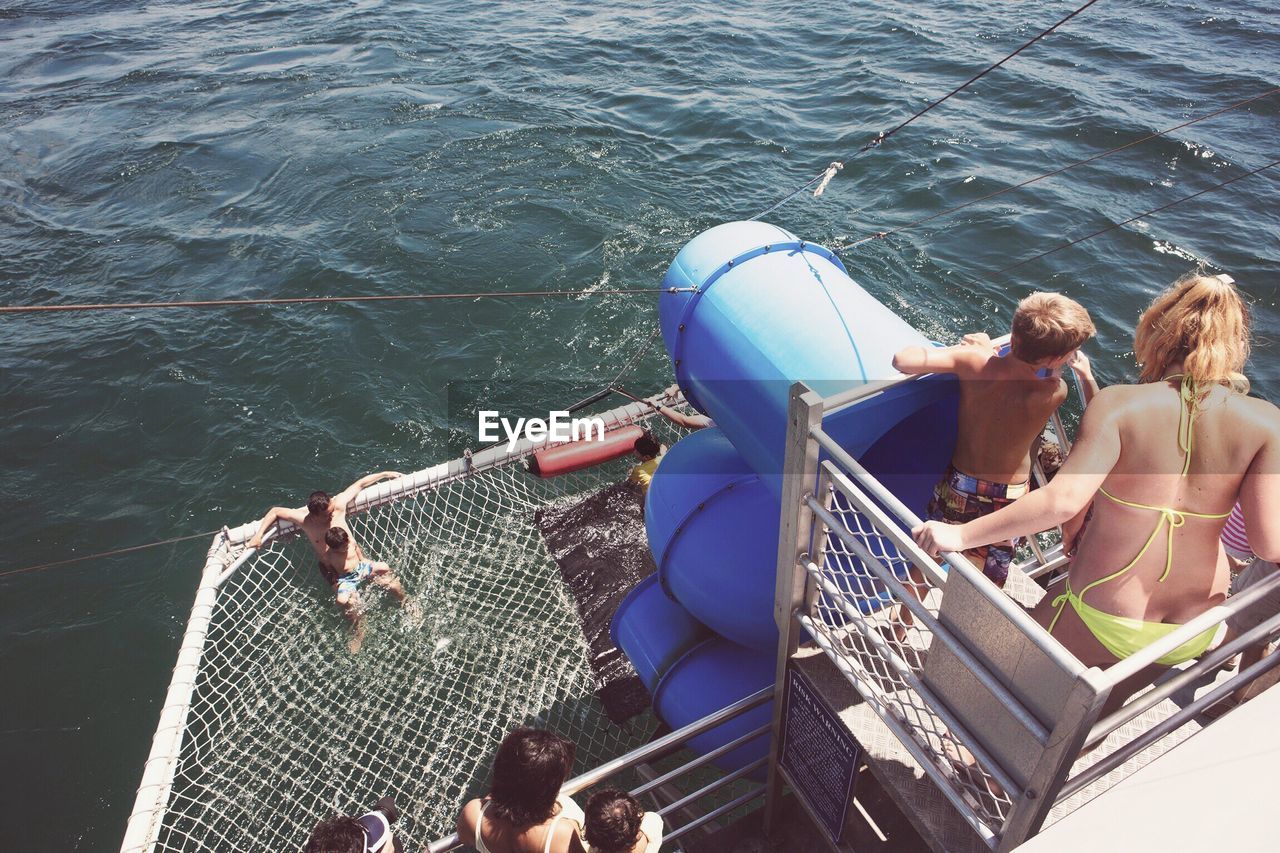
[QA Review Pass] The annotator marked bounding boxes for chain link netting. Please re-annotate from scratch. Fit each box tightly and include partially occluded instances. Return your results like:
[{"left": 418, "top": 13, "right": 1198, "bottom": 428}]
[
  {"left": 144, "top": 401, "right": 689, "bottom": 852},
  {"left": 808, "top": 483, "right": 1016, "bottom": 837}
]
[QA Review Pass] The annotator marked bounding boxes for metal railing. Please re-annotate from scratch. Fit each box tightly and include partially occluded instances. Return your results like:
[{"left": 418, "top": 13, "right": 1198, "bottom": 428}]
[
  {"left": 764, "top": 378, "right": 1280, "bottom": 852},
  {"left": 425, "top": 688, "right": 772, "bottom": 852}
]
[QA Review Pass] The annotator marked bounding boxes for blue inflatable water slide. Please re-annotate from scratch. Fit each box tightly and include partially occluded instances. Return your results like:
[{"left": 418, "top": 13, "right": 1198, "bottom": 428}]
[{"left": 612, "top": 221, "right": 961, "bottom": 771}]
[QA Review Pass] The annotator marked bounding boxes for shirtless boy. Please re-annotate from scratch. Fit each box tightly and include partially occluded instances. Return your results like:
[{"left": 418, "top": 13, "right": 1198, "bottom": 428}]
[
  {"left": 892, "top": 293, "right": 1095, "bottom": 606},
  {"left": 249, "top": 470, "right": 407, "bottom": 652}
]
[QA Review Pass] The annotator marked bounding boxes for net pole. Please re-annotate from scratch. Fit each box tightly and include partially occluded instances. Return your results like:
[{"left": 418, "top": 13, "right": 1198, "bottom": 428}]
[{"left": 119, "top": 532, "right": 242, "bottom": 852}]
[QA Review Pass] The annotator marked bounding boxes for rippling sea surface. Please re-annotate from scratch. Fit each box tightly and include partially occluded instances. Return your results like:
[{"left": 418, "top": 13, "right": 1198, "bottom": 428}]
[{"left": 1, "top": 0, "right": 1276, "bottom": 847}]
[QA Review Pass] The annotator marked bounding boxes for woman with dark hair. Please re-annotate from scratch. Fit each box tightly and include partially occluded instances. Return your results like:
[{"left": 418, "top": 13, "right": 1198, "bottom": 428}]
[
  {"left": 914, "top": 272, "right": 1280, "bottom": 709},
  {"left": 457, "top": 728, "right": 583, "bottom": 853}
]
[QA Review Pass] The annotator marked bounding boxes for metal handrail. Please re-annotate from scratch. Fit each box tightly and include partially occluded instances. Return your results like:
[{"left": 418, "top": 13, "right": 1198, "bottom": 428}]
[
  {"left": 424, "top": 687, "right": 772, "bottom": 853},
  {"left": 813, "top": 440, "right": 1082, "bottom": 673},
  {"left": 798, "top": 613, "right": 1001, "bottom": 847},
  {"left": 657, "top": 756, "right": 767, "bottom": 819},
  {"left": 820, "top": 372, "right": 923, "bottom": 414},
  {"left": 1059, "top": 643, "right": 1280, "bottom": 801},
  {"left": 665, "top": 786, "right": 765, "bottom": 845},
  {"left": 1096, "top": 569, "right": 1280, "bottom": 688},
  {"left": 632, "top": 723, "right": 771, "bottom": 798},
  {"left": 803, "top": 558, "right": 1025, "bottom": 798},
  {"left": 810, "top": 495, "right": 1054, "bottom": 747}
]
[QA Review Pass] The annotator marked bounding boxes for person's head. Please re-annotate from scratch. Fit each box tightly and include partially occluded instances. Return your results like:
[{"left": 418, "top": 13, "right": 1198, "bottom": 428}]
[
  {"left": 1134, "top": 271, "right": 1250, "bottom": 388},
  {"left": 487, "top": 727, "right": 576, "bottom": 828},
  {"left": 634, "top": 433, "right": 661, "bottom": 461},
  {"left": 305, "top": 816, "right": 365, "bottom": 853},
  {"left": 308, "top": 490, "right": 332, "bottom": 517},
  {"left": 325, "top": 526, "right": 349, "bottom": 551},
  {"left": 584, "top": 789, "right": 644, "bottom": 853},
  {"left": 1009, "top": 292, "right": 1096, "bottom": 368}
]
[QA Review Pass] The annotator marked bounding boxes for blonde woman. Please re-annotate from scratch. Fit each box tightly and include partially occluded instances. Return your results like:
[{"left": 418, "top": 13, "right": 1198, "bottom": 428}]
[{"left": 914, "top": 272, "right": 1280, "bottom": 705}]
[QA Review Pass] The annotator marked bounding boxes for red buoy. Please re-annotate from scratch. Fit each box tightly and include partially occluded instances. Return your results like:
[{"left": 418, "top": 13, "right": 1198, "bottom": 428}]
[{"left": 528, "top": 424, "right": 645, "bottom": 478}]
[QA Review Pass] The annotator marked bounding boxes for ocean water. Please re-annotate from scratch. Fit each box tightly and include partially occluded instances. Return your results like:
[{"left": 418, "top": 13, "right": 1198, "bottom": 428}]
[{"left": 1, "top": 0, "right": 1276, "bottom": 848}]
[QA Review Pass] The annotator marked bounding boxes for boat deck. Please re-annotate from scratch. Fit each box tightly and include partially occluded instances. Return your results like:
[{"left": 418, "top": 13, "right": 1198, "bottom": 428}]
[{"left": 795, "top": 562, "right": 1227, "bottom": 853}]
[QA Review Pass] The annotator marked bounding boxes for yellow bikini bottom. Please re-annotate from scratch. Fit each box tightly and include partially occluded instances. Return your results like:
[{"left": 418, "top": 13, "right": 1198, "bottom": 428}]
[{"left": 1050, "top": 583, "right": 1219, "bottom": 667}]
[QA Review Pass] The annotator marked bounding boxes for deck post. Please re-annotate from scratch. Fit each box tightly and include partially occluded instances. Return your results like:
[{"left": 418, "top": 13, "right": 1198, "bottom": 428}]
[
  {"left": 763, "top": 382, "right": 824, "bottom": 836},
  {"left": 996, "top": 669, "right": 1110, "bottom": 850}
]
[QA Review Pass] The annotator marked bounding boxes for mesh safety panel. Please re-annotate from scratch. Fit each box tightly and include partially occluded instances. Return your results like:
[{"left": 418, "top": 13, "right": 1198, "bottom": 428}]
[
  {"left": 808, "top": 483, "right": 1016, "bottom": 839},
  {"left": 145, "top": 404, "right": 688, "bottom": 852}
]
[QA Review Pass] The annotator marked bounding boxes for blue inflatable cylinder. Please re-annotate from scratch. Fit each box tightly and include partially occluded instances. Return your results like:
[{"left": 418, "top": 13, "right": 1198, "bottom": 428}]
[
  {"left": 611, "top": 574, "right": 711, "bottom": 693},
  {"left": 645, "top": 428, "right": 780, "bottom": 652},
  {"left": 652, "top": 637, "right": 774, "bottom": 777},
  {"left": 659, "top": 221, "right": 932, "bottom": 492}
]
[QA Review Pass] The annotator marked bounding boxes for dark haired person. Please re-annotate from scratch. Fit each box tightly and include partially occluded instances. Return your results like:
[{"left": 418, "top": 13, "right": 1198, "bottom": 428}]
[
  {"left": 305, "top": 795, "right": 403, "bottom": 853},
  {"left": 248, "top": 470, "right": 407, "bottom": 652},
  {"left": 582, "top": 789, "right": 661, "bottom": 853},
  {"left": 626, "top": 433, "right": 665, "bottom": 495},
  {"left": 457, "top": 728, "right": 584, "bottom": 853}
]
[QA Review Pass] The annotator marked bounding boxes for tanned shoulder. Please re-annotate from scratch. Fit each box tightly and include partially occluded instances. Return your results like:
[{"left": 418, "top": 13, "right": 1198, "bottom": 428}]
[
  {"left": 1240, "top": 394, "right": 1280, "bottom": 435},
  {"left": 953, "top": 345, "right": 996, "bottom": 377}
]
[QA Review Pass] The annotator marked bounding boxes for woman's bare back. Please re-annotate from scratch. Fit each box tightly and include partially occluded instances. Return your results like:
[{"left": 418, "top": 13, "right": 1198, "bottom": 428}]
[{"left": 1071, "top": 380, "right": 1275, "bottom": 622}]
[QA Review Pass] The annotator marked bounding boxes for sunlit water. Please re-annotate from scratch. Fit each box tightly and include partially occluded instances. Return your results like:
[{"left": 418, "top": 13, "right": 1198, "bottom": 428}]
[{"left": 1, "top": 1, "right": 1276, "bottom": 848}]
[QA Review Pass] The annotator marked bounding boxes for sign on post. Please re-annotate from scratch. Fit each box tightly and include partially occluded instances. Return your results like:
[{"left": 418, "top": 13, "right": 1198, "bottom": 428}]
[{"left": 778, "top": 665, "right": 861, "bottom": 845}]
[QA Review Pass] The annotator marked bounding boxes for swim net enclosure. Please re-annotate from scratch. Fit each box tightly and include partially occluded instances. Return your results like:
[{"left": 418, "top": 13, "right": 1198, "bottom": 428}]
[{"left": 122, "top": 395, "right": 687, "bottom": 852}]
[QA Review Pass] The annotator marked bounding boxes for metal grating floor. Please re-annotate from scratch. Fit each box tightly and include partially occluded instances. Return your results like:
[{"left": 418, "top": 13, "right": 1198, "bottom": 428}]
[{"left": 795, "top": 562, "right": 1229, "bottom": 852}]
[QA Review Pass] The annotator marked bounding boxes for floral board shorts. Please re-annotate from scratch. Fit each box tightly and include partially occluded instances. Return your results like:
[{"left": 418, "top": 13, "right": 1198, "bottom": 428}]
[{"left": 926, "top": 465, "right": 1028, "bottom": 587}]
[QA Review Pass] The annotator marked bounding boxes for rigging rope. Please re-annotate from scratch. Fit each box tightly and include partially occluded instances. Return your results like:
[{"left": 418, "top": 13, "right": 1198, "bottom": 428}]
[
  {"left": 994, "top": 158, "right": 1280, "bottom": 275},
  {"left": 567, "top": 324, "right": 664, "bottom": 414},
  {"left": 0, "top": 529, "right": 224, "bottom": 580},
  {"left": 9, "top": 329, "right": 673, "bottom": 579},
  {"left": 831, "top": 87, "right": 1279, "bottom": 253},
  {"left": 14, "top": 158, "right": 1271, "bottom": 581},
  {"left": 747, "top": 0, "right": 1105, "bottom": 221},
  {"left": 0, "top": 287, "right": 692, "bottom": 316}
]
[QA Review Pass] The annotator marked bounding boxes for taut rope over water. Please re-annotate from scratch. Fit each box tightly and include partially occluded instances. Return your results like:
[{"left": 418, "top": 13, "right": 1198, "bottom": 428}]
[
  {"left": 994, "top": 158, "right": 1279, "bottom": 275},
  {"left": 831, "top": 87, "right": 1280, "bottom": 253},
  {"left": 0, "top": 287, "right": 696, "bottom": 316},
  {"left": 747, "top": 0, "right": 1106, "bottom": 221}
]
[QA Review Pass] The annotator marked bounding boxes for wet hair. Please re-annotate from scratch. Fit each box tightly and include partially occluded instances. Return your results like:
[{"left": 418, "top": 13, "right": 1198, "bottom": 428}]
[
  {"left": 308, "top": 491, "right": 332, "bottom": 516},
  {"left": 1134, "top": 271, "right": 1250, "bottom": 389},
  {"left": 634, "top": 433, "right": 661, "bottom": 459},
  {"left": 487, "top": 727, "right": 576, "bottom": 829},
  {"left": 1009, "top": 292, "right": 1096, "bottom": 365},
  {"left": 585, "top": 789, "right": 644, "bottom": 853},
  {"left": 304, "top": 815, "right": 365, "bottom": 853},
  {"left": 325, "top": 527, "right": 349, "bottom": 549}
]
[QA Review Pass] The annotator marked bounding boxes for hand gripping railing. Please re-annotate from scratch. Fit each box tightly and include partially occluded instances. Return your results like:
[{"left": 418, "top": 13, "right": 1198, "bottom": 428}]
[
  {"left": 424, "top": 687, "right": 773, "bottom": 852},
  {"left": 766, "top": 378, "right": 1280, "bottom": 852}
]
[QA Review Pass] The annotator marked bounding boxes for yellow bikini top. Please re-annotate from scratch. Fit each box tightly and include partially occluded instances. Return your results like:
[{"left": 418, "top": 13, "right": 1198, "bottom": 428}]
[{"left": 1094, "top": 374, "right": 1232, "bottom": 589}]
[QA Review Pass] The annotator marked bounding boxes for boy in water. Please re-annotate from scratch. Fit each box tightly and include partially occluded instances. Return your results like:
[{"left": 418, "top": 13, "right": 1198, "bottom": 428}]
[
  {"left": 249, "top": 471, "right": 408, "bottom": 652},
  {"left": 891, "top": 293, "right": 1095, "bottom": 626}
]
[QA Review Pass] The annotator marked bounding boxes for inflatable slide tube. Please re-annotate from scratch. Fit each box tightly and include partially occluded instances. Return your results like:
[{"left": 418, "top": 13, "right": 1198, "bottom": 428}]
[
  {"left": 652, "top": 636, "right": 775, "bottom": 778},
  {"left": 645, "top": 428, "right": 780, "bottom": 651},
  {"left": 659, "top": 220, "right": 933, "bottom": 493},
  {"left": 611, "top": 574, "right": 711, "bottom": 693},
  {"left": 527, "top": 424, "right": 645, "bottom": 478}
]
